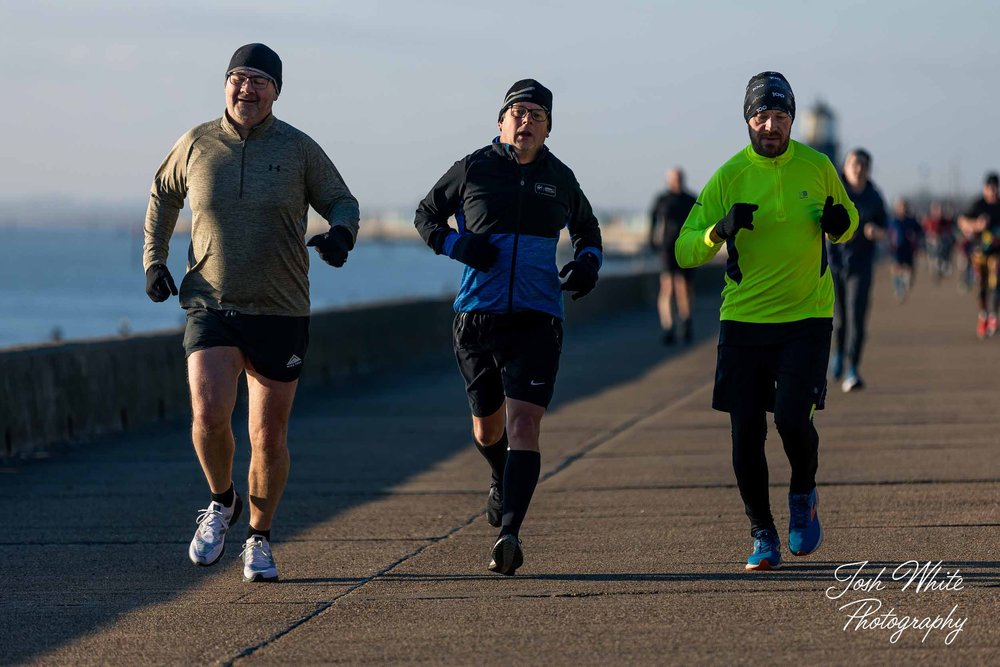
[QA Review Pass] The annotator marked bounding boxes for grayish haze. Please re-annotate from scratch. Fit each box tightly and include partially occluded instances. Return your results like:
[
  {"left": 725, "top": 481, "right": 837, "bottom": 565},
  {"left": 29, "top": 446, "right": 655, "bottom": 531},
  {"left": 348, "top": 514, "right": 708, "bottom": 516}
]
[{"left": 3, "top": 0, "right": 999, "bottom": 218}]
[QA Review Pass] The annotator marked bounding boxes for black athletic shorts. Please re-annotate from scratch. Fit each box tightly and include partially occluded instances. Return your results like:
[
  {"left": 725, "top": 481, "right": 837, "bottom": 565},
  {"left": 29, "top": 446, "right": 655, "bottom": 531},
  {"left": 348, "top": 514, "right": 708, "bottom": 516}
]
[
  {"left": 661, "top": 243, "right": 693, "bottom": 278},
  {"left": 453, "top": 310, "right": 563, "bottom": 416},
  {"left": 712, "top": 318, "right": 831, "bottom": 414},
  {"left": 182, "top": 307, "right": 310, "bottom": 383}
]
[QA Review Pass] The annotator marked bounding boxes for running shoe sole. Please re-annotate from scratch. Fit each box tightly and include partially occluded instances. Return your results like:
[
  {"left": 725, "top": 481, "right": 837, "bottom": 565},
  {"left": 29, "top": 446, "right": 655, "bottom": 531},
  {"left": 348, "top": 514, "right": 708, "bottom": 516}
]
[
  {"left": 745, "top": 559, "right": 781, "bottom": 571},
  {"left": 243, "top": 572, "right": 279, "bottom": 583},
  {"left": 488, "top": 535, "right": 523, "bottom": 576}
]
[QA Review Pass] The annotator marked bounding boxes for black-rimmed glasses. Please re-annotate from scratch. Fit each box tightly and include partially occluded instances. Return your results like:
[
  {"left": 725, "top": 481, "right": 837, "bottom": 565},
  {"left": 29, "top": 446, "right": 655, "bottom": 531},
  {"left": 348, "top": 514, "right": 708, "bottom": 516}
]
[
  {"left": 509, "top": 105, "right": 548, "bottom": 122},
  {"left": 227, "top": 72, "right": 272, "bottom": 90}
]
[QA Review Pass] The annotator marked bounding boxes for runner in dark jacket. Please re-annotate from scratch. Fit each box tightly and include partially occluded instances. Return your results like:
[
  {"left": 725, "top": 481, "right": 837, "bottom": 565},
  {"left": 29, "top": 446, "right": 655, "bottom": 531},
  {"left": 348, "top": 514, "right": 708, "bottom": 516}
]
[{"left": 414, "top": 79, "right": 602, "bottom": 576}]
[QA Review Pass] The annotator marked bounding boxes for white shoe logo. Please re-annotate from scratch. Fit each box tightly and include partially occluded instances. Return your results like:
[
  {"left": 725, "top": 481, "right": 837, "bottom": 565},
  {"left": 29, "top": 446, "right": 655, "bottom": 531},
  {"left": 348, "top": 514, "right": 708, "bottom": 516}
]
[{"left": 286, "top": 354, "right": 302, "bottom": 368}]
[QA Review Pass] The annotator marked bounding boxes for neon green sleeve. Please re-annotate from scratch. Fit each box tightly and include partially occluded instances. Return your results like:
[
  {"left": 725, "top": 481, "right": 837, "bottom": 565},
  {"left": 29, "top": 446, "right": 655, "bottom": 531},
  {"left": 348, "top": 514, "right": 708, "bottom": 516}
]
[{"left": 675, "top": 170, "right": 727, "bottom": 268}]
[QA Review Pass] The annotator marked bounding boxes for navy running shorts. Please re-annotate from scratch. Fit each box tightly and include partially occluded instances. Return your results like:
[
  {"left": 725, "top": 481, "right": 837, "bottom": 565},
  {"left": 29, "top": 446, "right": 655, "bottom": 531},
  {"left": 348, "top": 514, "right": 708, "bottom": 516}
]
[
  {"left": 712, "top": 318, "right": 831, "bottom": 414},
  {"left": 453, "top": 310, "right": 563, "bottom": 416},
  {"left": 182, "top": 307, "right": 310, "bottom": 383}
]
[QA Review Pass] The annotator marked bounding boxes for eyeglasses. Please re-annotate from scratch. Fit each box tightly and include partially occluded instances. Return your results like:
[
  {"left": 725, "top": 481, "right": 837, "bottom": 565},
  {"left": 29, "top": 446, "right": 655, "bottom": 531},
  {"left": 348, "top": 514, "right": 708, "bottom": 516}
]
[
  {"left": 509, "top": 105, "right": 548, "bottom": 122},
  {"left": 227, "top": 72, "right": 272, "bottom": 90}
]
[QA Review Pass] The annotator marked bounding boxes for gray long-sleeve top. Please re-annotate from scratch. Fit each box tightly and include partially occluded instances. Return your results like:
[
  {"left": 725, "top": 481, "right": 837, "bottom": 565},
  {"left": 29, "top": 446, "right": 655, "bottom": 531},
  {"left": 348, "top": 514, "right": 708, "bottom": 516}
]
[{"left": 143, "top": 113, "right": 359, "bottom": 316}]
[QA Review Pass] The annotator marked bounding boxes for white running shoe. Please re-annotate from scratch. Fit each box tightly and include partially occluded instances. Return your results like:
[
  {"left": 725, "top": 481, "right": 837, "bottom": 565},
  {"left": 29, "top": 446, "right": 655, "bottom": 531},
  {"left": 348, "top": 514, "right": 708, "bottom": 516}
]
[
  {"left": 240, "top": 535, "right": 279, "bottom": 582},
  {"left": 188, "top": 494, "right": 243, "bottom": 566}
]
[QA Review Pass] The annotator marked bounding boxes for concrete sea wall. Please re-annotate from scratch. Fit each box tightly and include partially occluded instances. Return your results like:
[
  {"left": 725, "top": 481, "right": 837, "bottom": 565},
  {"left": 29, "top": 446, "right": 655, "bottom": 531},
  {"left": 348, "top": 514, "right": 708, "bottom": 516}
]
[{"left": 0, "top": 267, "right": 722, "bottom": 459}]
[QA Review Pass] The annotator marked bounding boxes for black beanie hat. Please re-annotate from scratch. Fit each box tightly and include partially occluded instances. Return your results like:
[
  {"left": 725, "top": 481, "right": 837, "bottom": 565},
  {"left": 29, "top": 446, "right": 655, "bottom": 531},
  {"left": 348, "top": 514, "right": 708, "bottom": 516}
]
[
  {"left": 227, "top": 43, "right": 282, "bottom": 94},
  {"left": 744, "top": 71, "right": 795, "bottom": 122},
  {"left": 498, "top": 79, "right": 553, "bottom": 127}
]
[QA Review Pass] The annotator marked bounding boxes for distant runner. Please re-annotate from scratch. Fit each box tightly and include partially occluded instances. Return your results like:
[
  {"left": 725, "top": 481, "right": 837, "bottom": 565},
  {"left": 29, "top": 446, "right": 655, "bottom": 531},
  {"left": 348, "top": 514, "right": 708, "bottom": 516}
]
[{"left": 648, "top": 167, "right": 698, "bottom": 344}]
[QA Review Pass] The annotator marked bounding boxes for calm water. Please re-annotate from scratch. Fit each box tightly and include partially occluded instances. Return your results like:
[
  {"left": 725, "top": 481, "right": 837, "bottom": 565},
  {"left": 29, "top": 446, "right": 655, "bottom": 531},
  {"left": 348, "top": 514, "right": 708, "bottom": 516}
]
[{"left": 0, "top": 226, "right": 650, "bottom": 349}]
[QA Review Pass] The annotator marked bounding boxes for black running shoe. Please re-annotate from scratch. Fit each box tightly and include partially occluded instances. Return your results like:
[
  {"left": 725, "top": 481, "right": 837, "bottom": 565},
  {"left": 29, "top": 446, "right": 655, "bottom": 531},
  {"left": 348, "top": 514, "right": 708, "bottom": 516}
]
[
  {"left": 488, "top": 534, "right": 524, "bottom": 576},
  {"left": 486, "top": 482, "right": 503, "bottom": 527}
]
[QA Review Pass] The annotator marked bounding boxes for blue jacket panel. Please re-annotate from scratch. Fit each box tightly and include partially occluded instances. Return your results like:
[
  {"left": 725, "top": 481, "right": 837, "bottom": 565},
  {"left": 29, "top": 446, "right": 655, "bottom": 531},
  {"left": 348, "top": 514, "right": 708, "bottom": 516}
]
[{"left": 414, "top": 140, "right": 603, "bottom": 319}]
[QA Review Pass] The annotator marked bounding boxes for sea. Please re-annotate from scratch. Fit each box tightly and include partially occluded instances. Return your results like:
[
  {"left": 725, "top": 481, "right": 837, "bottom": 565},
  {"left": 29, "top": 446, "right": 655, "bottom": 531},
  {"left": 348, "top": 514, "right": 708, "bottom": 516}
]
[{"left": 0, "top": 226, "right": 652, "bottom": 350}]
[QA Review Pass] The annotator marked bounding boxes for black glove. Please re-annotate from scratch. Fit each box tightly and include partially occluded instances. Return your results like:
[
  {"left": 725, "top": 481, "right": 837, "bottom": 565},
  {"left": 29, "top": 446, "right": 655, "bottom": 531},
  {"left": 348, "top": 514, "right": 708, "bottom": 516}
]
[
  {"left": 559, "top": 253, "right": 600, "bottom": 301},
  {"left": 820, "top": 196, "right": 851, "bottom": 237},
  {"left": 145, "top": 264, "right": 177, "bottom": 303},
  {"left": 713, "top": 203, "right": 758, "bottom": 240},
  {"left": 449, "top": 234, "right": 498, "bottom": 271},
  {"left": 307, "top": 226, "right": 355, "bottom": 267}
]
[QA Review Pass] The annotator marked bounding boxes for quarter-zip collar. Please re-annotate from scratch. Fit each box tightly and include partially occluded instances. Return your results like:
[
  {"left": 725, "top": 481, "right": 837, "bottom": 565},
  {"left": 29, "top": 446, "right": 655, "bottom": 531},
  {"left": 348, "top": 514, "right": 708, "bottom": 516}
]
[
  {"left": 221, "top": 112, "right": 276, "bottom": 141},
  {"left": 744, "top": 139, "right": 796, "bottom": 168},
  {"left": 490, "top": 136, "right": 550, "bottom": 165}
]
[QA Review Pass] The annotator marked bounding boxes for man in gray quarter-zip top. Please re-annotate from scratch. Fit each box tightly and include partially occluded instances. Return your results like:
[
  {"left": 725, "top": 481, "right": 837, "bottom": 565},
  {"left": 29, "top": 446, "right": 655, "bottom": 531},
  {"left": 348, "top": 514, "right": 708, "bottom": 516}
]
[{"left": 142, "top": 43, "right": 359, "bottom": 584}]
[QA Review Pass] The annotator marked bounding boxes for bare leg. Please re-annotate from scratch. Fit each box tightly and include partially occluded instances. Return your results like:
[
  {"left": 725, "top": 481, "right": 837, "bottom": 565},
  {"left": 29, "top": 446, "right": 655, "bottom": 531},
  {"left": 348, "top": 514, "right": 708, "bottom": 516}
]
[
  {"left": 657, "top": 273, "right": 675, "bottom": 331},
  {"left": 188, "top": 347, "right": 244, "bottom": 494},
  {"left": 472, "top": 401, "right": 507, "bottom": 447},
  {"left": 506, "top": 398, "right": 545, "bottom": 452},
  {"left": 245, "top": 366, "right": 298, "bottom": 531},
  {"left": 675, "top": 273, "right": 691, "bottom": 321}
]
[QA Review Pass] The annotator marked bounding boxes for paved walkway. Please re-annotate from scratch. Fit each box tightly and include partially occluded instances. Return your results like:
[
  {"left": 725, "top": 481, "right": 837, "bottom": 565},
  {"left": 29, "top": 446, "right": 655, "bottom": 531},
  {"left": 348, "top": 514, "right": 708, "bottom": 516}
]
[{"left": 1, "top": 265, "right": 997, "bottom": 666}]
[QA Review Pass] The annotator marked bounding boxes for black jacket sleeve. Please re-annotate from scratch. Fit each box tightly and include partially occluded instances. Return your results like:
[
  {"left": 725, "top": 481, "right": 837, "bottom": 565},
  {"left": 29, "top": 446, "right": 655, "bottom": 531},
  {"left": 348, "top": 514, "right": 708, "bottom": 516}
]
[
  {"left": 414, "top": 158, "right": 466, "bottom": 254},
  {"left": 567, "top": 178, "right": 603, "bottom": 259}
]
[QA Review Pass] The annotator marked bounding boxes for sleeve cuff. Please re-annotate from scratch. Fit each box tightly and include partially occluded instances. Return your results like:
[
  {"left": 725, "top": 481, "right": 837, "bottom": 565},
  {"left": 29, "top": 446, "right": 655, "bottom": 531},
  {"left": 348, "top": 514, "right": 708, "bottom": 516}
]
[
  {"left": 703, "top": 227, "right": 723, "bottom": 247},
  {"left": 441, "top": 231, "right": 459, "bottom": 257},
  {"left": 576, "top": 247, "right": 603, "bottom": 269}
]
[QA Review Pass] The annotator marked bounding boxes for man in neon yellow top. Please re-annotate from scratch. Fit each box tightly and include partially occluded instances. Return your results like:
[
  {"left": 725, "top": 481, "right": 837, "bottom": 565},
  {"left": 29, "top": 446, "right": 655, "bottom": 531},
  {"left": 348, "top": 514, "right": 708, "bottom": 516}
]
[{"left": 676, "top": 71, "right": 858, "bottom": 571}]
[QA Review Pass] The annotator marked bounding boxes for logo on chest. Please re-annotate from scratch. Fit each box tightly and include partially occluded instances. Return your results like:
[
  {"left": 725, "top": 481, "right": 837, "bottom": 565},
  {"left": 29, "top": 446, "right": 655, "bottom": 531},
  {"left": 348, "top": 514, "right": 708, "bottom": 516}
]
[
  {"left": 269, "top": 164, "right": 281, "bottom": 172},
  {"left": 534, "top": 183, "right": 557, "bottom": 198}
]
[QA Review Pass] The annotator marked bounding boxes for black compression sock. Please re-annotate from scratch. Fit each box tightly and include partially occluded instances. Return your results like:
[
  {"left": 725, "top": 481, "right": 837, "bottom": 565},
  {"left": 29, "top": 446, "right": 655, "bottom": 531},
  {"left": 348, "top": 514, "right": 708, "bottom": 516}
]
[
  {"left": 500, "top": 450, "right": 541, "bottom": 538},
  {"left": 247, "top": 526, "right": 271, "bottom": 541},
  {"left": 211, "top": 483, "right": 235, "bottom": 508},
  {"left": 475, "top": 430, "right": 509, "bottom": 484}
]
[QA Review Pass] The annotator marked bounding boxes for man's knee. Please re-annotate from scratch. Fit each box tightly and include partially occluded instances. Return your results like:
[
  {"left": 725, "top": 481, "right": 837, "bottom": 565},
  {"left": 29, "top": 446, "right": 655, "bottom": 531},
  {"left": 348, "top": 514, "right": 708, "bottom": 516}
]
[
  {"left": 507, "top": 411, "right": 541, "bottom": 445},
  {"left": 472, "top": 419, "right": 505, "bottom": 447},
  {"left": 773, "top": 407, "right": 812, "bottom": 442},
  {"left": 191, "top": 399, "right": 232, "bottom": 434}
]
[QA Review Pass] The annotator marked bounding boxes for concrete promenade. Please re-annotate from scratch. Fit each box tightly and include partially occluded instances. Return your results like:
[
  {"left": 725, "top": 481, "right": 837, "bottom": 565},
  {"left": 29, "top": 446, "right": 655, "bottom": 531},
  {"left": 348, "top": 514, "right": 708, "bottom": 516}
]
[{"left": 1, "top": 265, "right": 997, "bottom": 666}]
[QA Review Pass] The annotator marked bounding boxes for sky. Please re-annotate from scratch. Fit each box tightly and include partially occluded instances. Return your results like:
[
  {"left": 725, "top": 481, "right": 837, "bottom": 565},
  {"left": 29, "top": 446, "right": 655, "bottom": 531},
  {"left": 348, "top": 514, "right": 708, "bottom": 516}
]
[{"left": 3, "top": 0, "right": 999, "bottom": 219}]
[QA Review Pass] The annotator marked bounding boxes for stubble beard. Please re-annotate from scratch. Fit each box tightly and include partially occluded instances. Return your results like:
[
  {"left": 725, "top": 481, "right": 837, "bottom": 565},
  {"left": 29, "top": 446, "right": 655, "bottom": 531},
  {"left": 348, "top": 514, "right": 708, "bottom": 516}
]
[{"left": 749, "top": 127, "right": 789, "bottom": 158}]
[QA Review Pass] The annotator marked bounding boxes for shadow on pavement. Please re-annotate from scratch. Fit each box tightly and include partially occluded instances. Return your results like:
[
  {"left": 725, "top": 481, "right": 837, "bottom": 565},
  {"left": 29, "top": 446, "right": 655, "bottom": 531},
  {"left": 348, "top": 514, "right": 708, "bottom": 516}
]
[{"left": 0, "top": 298, "right": 721, "bottom": 664}]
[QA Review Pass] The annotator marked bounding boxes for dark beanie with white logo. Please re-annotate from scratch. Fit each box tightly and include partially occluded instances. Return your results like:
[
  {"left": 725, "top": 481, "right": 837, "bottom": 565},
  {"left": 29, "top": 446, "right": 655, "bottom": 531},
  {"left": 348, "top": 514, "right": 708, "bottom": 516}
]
[
  {"left": 227, "top": 43, "right": 282, "bottom": 94},
  {"left": 498, "top": 79, "right": 553, "bottom": 129},
  {"left": 743, "top": 71, "right": 795, "bottom": 122}
]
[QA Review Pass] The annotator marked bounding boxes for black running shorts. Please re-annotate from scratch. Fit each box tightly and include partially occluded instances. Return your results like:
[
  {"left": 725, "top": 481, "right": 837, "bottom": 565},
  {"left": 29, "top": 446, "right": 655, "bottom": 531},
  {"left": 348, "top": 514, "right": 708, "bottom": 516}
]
[
  {"left": 182, "top": 307, "right": 310, "bottom": 383},
  {"left": 453, "top": 310, "right": 563, "bottom": 416},
  {"left": 661, "top": 243, "right": 694, "bottom": 278},
  {"left": 712, "top": 318, "right": 831, "bottom": 414}
]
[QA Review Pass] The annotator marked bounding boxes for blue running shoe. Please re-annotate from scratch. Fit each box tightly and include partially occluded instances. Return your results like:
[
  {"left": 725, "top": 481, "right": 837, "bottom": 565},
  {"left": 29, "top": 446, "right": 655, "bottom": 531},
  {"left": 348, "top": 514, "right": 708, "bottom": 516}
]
[
  {"left": 745, "top": 529, "right": 781, "bottom": 571},
  {"left": 788, "top": 488, "right": 823, "bottom": 556}
]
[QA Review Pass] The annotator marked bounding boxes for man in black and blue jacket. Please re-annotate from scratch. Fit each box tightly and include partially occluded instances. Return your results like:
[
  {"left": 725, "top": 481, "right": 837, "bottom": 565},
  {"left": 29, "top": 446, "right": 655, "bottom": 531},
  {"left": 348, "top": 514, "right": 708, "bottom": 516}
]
[{"left": 414, "top": 79, "right": 603, "bottom": 576}]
